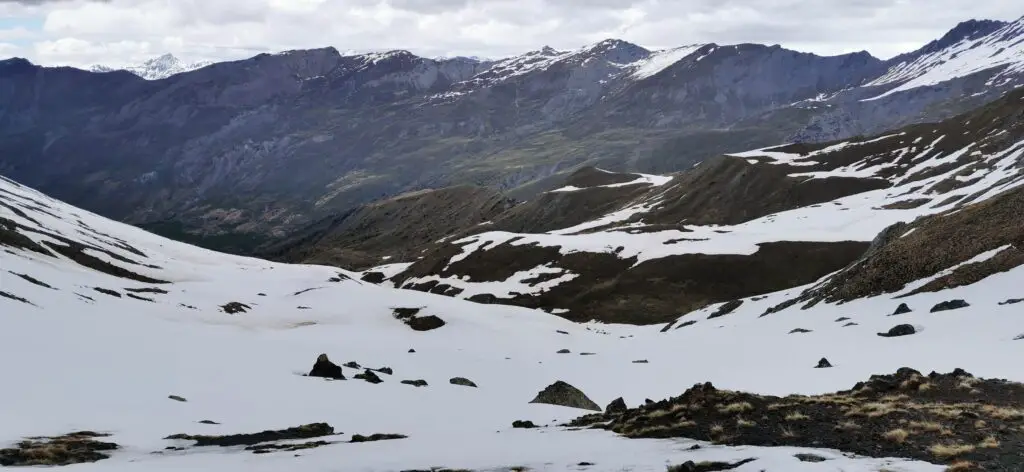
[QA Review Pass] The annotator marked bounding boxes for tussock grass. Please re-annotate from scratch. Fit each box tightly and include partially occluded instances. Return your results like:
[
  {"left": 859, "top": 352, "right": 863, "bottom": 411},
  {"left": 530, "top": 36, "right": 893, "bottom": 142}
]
[
  {"left": 944, "top": 461, "right": 977, "bottom": 471},
  {"left": 883, "top": 428, "right": 910, "bottom": 443},
  {"left": 784, "top": 411, "right": 809, "bottom": 421},
  {"left": 718, "top": 402, "right": 753, "bottom": 414},
  {"left": 929, "top": 443, "right": 976, "bottom": 458},
  {"left": 977, "top": 436, "right": 1000, "bottom": 448},
  {"left": 735, "top": 418, "right": 756, "bottom": 428}
]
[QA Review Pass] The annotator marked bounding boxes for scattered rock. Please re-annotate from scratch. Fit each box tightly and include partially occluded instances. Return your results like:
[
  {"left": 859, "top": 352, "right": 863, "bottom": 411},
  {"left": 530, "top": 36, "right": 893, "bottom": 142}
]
[
  {"left": 529, "top": 381, "right": 600, "bottom": 411},
  {"left": 354, "top": 369, "right": 383, "bottom": 384},
  {"left": 834, "top": 317, "right": 850, "bottom": 322},
  {"left": 789, "top": 328, "right": 813, "bottom": 334},
  {"left": 349, "top": 433, "right": 406, "bottom": 443},
  {"left": 579, "top": 352, "right": 596, "bottom": 356},
  {"left": 842, "top": 322, "right": 858, "bottom": 327},
  {"left": 605, "top": 397, "right": 627, "bottom": 415},
  {"left": 405, "top": 315, "right": 446, "bottom": 331},
  {"left": 930, "top": 299, "right": 969, "bottom": 313},
  {"left": 891, "top": 303, "right": 912, "bottom": 315},
  {"left": 165, "top": 423, "right": 334, "bottom": 447},
  {"left": 557, "top": 349, "right": 571, "bottom": 354},
  {"left": 401, "top": 379, "right": 428, "bottom": 387},
  {"left": 125, "top": 287, "right": 169, "bottom": 294},
  {"left": 126, "top": 293, "right": 154, "bottom": 302},
  {"left": 815, "top": 358, "right": 833, "bottom": 369},
  {"left": 450, "top": 377, "right": 477, "bottom": 388},
  {"left": 707, "top": 300, "right": 743, "bottom": 319},
  {"left": 675, "top": 320, "right": 698, "bottom": 329},
  {"left": 878, "top": 324, "right": 916, "bottom": 337},
  {"left": 0, "top": 432, "right": 118, "bottom": 466},
  {"left": 93, "top": 287, "right": 121, "bottom": 298},
  {"left": 257, "top": 293, "right": 266, "bottom": 296},
  {"left": 247, "top": 440, "right": 333, "bottom": 454},
  {"left": 308, "top": 354, "right": 345, "bottom": 380},
  {"left": 408, "top": 348, "right": 416, "bottom": 353},
  {"left": 198, "top": 420, "right": 219, "bottom": 425},
  {"left": 1000, "top": 298, "right": 1024, "bottom": 305},
  {"left": 556, "top": 330, "right": 569, "bottom": 335},
  {"left": 795, "top": 453, "right": 828, "bottom": 463},
  {"left": 632, "top": 359, "right": 649, "bottom": 364},
  {"left": 1014, "top": 334, "right": 1024, "bottom": 341},
  {"left": 361, "top": 272, "right": 386, "bottom": 284},
  {"left": 371, "top": 367, "right": 393, "bottom": 375},
  {"left": 343, "top": 361, "right": 361, "bottom": 369},
  {"left": 220, "top": 302, "right": 250, "bottom": 314},
  {"left": 667, "top": 458, "right": 757, "bottom": 472},
  {"left": 168, "top": 395, "right": 187, "bottom": 402},
  {"left": 511, "top": 420, "right": 538, "bottom": 429},
  {"left": 392, "top": 307, "right": 421, "bottom": 319},
  {"left": 577, "top": 462, "right": 594, "bottom": 466}
]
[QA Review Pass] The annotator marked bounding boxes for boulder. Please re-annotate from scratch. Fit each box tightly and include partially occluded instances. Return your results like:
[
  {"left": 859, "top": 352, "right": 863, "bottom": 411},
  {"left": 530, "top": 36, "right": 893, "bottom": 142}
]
[
  {"left": 374, "top": 367, "right": 393, "bottom": 375},
  {"left": 931, "top": 299, "right": 970, "bottom": 312},
  {"left": 405, "top": 315, "right": 446, "bottom": 331},
  {"left": 354, "top": 369, "right": 383, "bottom": 384},
  {"left": 891, "top": 303, "right": 912, "bottom": 315},
  {"left": 815, "top": 358, "right": 833, "bottom": 369},
  {"left": 529, "top": 381, "right": 600, "bottom": 411},
  {"left": 511, "top": 420, "right": 537, "bottom": 429},
  {"left": 878, "top": 324, "right": 916, "bottom": 337},
  {"left": 401, "top": 379, "right": 428, "bottom": 387},
  {"left": 557, "top": 349, "right": 571, "bottom": 354},
  {"left": 604, "top": 397, "right": 627, "bottom": 415},
  {"left": 168, "top": 395, "right": 188, "bottom": 402},
  {"left": 449, "top": 377, "right": 477, "bottom": 388},
  {"left": 308, "top": 354, "right": 345, "bottom": 380},
  {"left": 789, "top": 328, "right": 812, "bottom": 334},
  {"left": 343, "top": 361, "right": 361, "bottom": 369}
]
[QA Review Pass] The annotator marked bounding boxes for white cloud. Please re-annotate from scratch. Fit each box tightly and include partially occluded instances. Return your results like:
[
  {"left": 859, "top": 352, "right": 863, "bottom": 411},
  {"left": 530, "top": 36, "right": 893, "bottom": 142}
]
[{"left": 0, "top": 0, "right": 1021, "bottom": 67}]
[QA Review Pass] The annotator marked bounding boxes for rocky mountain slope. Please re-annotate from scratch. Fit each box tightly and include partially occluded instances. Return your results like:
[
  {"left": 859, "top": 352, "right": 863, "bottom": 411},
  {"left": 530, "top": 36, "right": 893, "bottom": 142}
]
[
  {"left": 3, "top": 152, "right": 1024, "bottom": 471},
  {"left": 328, "top": 87, "right": 1024, "bottom": 324},
  {"left": 89, "top": 54, "right": 213, "bottom": 80},
  {"left": 1, "top": 17, "right": 1022, "bottom": 246}
]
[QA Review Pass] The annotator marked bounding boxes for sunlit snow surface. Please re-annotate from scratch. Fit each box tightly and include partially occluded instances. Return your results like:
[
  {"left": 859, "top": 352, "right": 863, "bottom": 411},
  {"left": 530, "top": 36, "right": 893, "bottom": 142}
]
[{"left": 0, "top": 177, "right": 990, "bottom": 471}]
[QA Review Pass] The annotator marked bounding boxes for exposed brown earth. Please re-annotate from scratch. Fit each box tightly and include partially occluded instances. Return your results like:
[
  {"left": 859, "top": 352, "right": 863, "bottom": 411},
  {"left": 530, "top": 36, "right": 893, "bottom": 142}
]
[
  {"left": 569, "top": 368, "right": 1024, "bottom": 471},
  {"left": 395, "top": 239, "right": 867, "bottom": 324},
  {"left": 774, "top": 184, "right": 1024, "bottom": 308},
  {"left": 259, "top": 185, "right": 514, "bottom": 269}
]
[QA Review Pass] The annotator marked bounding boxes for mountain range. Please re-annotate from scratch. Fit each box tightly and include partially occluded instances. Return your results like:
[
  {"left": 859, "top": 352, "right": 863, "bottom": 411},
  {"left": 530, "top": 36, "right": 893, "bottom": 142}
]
[
  {"left": 2, "top": 79, "right": 1023, "bottom": 472},
  {"left": 89, "top": 53, "right": 213, "bottom": 80},
  {"left": 0, "top": 17, "right": 1022, "bottom": 251}
]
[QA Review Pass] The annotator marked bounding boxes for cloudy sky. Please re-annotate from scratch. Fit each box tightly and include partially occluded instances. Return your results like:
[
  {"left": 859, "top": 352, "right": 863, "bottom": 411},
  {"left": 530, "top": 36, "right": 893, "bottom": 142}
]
[{"left": 0, "top": 0, "right": 1020, "bottom": 67}]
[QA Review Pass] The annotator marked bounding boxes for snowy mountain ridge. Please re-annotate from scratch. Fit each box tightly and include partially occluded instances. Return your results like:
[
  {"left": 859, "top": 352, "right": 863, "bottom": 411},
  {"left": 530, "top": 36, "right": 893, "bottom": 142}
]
[{"left": 89, "top": 53, "right": 213, "bottom": 80}]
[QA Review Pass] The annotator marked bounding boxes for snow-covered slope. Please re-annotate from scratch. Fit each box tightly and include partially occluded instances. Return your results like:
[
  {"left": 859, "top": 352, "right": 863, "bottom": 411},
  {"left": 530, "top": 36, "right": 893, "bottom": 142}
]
[
  {"left": 89, "top": 54, "right": 212, "bottom": 80},
  {"left": 865, "top": 16, "right": 1024, "bottom": 100},
  {"left": 2, "top": 174, "right": 991, "bottom": 471}
]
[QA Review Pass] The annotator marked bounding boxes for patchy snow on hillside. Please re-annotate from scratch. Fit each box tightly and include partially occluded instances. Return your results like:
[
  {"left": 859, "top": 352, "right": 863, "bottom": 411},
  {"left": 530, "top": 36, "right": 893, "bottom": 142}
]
[
  {"left": 0, "top": 175, "right": 964, "bottom": 471},
  {"left": 630, "top": 45, "right": 704, "bottom": 80},
  {"left": 864, "top": 17, "right": 1024, "bottom": 100}
]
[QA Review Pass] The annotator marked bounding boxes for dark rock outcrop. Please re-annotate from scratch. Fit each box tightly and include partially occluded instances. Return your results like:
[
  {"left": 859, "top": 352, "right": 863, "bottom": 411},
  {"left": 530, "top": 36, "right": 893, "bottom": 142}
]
[
  {"left": 891, "top": 303, "right": 912, "bottom": 315},
  {"left": 605, "top": 397, "right": 627, "bottom": 415},
  {"left": 0, "top": 432, "right": 118, "bottom": 466},
  {"left": 449, "top": 377, "right": 477, "bottom": 387},
  {"left": 401, "top": 379, "right": 428, "bottom": 387},
  {"left": 931, "top": 299, "right": 970, "bottom": 312},
  {"left": 308, "top": 354, "right": 345, "bottom": 380},
  {"left": 529, "top": 381, "right": 600, "bottom": 411},
  {"left": 877, "top": 324, "right": 916, "bottom": 337},
  {"left": 166, "top": 423, "right": 334, "bottom": 447},
  {"left": 354, "top": 370, "right": 383, "bottom": 384}
]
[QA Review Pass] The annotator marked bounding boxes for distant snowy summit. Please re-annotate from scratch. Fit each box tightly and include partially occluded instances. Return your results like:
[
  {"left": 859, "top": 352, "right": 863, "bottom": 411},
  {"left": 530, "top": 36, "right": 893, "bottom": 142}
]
[{"left": 89, "top": 53, "right": 212, "bottom": 80}]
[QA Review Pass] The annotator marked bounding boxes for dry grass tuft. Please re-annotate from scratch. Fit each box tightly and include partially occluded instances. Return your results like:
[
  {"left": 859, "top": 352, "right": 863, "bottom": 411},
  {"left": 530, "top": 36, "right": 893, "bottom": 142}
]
[
  {"left": 784, "top": 411, "right": 809, "bottom": 421},
  {"left": 883, "top": 428, "right": 910, "bottom": 443},
  {"left": 718, "top": 402, "right": 753, "bottom": 414},
  {"left": 977, "top": 436, "right": 1000, "bottom": 449},
  {"left": 735, "top": 418, "right": 756, "bottom": 428},
  {"left": 929, "top": 443, "right": 976, "bottom": 458},
  {"left": 980, "top": 405, "right": 1024, "bottom": 420},
  {"left": 835, "top": 420, "right": 861, "bottom": 431},
  {"left": 945, "top": 461, "right": 978, "bottom": 471}
]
